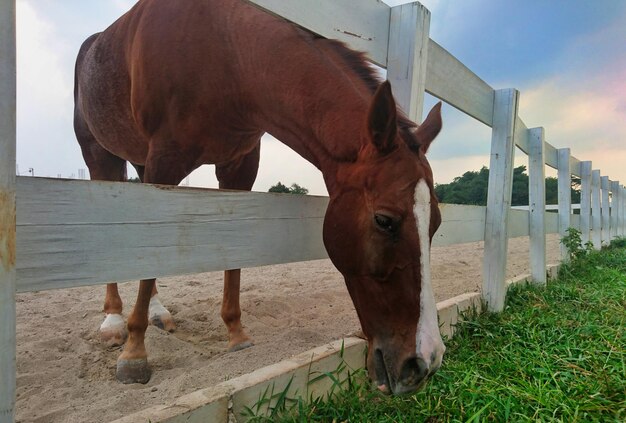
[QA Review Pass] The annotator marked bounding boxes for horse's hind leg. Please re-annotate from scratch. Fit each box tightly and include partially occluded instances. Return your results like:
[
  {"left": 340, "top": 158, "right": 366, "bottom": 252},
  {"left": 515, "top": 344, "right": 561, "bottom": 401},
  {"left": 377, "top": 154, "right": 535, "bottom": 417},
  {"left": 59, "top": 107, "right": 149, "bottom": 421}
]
[
  {"left": 75, "top": 115, "right": 131, "bottom": 346},
  {"left": 216, "top": 142, "right": 260, "bottom": 352},
  {"left": 101, "top": 284, "right": 127, "bottom": 346}
]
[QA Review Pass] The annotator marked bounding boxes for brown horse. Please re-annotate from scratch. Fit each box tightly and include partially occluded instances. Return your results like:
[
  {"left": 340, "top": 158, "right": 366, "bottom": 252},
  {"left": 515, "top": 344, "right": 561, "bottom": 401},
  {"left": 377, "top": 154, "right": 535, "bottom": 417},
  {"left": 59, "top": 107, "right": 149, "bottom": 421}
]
[{"left": 73, "top": 0, "right": 444, "bottom": 394}]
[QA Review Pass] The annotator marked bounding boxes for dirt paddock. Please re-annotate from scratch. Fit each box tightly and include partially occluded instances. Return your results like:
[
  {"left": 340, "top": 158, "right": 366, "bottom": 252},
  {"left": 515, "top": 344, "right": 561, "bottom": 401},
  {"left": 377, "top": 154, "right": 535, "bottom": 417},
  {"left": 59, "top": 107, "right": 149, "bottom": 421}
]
[{"left": 15, "top": 235, "right": 560, "bottom": 422}]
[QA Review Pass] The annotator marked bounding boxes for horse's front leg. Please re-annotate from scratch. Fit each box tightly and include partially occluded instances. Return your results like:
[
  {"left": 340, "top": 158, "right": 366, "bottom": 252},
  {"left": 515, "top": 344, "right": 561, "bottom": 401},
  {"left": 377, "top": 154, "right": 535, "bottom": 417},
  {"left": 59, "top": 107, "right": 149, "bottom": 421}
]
[
  {"left": 222, "top": 269, "right": 253, "bottom": 351},
  {"left": 116, "top": 278, "right": 154, "bottom": 384}
]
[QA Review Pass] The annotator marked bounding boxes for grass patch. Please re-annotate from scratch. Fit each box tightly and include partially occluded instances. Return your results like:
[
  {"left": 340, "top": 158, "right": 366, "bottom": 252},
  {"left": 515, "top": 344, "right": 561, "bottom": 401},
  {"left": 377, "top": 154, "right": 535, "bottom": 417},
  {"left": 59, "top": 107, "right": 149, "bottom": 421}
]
[{"left": 255, "top": 242, "right": 626, "bottom": 422}]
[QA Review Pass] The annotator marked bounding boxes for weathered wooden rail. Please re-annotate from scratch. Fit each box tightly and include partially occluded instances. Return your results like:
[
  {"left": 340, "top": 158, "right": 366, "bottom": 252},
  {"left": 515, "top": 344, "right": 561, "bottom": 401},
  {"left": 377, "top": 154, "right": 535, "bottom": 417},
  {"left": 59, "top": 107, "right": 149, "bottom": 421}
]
[{"left": 1, "top": 0, "right": 624, "bottom": 421}]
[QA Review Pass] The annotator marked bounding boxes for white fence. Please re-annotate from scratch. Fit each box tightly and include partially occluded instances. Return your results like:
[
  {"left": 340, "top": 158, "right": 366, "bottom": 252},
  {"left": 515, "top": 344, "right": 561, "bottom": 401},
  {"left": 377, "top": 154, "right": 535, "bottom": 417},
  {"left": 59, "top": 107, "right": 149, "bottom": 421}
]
[{"left": 1, "top": 1, "right": 625, "bottom": 421}]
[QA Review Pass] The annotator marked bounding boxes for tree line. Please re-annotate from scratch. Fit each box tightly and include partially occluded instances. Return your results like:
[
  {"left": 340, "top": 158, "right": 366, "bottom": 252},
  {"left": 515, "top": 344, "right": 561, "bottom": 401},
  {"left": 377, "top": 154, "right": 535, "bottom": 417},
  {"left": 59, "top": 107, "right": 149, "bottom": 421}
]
[
  {"left": 434, "top": 165, "right": 581, "bottom": 206},
  {"left": 129, "top": 168, "right": 581, "bottom": 207},
  {"left": 268, "top": 182, "right": 309, "bottom": 195}
]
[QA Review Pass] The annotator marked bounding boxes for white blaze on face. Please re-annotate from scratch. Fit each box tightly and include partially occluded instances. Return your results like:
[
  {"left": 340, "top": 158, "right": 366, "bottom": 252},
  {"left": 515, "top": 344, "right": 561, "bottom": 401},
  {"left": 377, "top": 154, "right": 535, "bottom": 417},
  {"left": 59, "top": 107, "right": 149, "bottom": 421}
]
[{"left": 413, "top": 179, "right": 445, "bottom": 372}]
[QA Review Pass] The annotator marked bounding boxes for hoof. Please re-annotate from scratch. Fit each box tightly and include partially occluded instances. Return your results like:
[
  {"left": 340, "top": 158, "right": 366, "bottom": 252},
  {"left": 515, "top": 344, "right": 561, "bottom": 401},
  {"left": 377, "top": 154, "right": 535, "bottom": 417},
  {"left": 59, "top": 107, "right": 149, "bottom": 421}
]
[
  {"left": 228, "top": 340, "right": 254, "bottom": 352},
  {"left": 149, "top": 296, "right": 176, "bottom": 332},
  {"left": 116, "top": 358, "right": 151, "bottom": 384},
  {"left": 150, "top": 313, "right": 176, "bottom": 332},
  {"left": 100, "top": 314, "right": 128, "bottom": 347}
]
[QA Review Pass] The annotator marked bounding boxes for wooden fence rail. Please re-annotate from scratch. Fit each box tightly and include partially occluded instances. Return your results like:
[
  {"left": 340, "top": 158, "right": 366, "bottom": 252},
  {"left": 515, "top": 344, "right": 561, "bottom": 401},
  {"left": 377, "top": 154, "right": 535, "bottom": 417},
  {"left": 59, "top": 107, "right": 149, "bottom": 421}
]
[{"left": 1, "top": 1, "right": 624, "bottom": 421}]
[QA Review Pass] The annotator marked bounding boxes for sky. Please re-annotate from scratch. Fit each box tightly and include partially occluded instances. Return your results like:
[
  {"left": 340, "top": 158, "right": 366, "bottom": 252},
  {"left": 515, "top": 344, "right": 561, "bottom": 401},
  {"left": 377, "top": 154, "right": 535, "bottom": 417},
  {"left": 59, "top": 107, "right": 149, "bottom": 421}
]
[{"left": 14, "top": 0, "right": 626, "bottom": 195}]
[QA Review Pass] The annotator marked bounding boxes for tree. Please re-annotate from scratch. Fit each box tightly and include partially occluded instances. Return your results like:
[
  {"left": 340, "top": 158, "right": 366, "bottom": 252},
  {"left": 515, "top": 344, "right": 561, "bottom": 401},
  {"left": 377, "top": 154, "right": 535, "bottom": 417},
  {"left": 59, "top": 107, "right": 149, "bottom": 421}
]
[
  {"left": 268, "top": 181, "right": 290, "bottom": 193},
  {"left": 435, "top": 165, "right": 581, "bottom": 206},
  {"left": 434, "top": 166, "right": 490, "bottom": 206},
  {"left": 269, "top": 182, "right": 309, "bottom": 195},
  {"left": 288, "top": 183, "right": 309, "bottom": 195},
  {"left": 511, "top": 165, "right": 529, "bottom": 206}
]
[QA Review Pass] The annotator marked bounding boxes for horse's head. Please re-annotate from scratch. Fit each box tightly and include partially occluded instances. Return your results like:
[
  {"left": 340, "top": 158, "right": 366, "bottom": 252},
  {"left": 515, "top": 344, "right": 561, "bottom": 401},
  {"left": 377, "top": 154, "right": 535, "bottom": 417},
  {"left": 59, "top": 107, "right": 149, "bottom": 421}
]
[{"left": 323, "top": 81, "right": 444, "bottom": 394}]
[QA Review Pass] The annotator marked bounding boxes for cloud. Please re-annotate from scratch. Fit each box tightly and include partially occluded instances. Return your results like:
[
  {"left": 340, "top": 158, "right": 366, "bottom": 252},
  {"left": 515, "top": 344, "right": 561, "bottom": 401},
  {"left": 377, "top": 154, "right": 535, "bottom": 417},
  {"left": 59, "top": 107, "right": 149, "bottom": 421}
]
[
  {"left": 112, "top": 0, "right": 136, "bottom": 13},
  {"left": 522, "top": 79, "right": 624, "bottom": 143},
  {"left": 427, "top": 108, "right": 492, "bottom": 161},
  {"left": 583, "top": 150, "right": 626, "bottom": 183},
  {"left": 518, "top": 11, "right": 626, "bottom": 181},
  {"left": 430, "top": 155, "right": 490, "bottom": 185},
  {"left": 16, "top": 0, "right": 72, "bottom": 121},
  {"left": 16, "top": 0, "right": 84, "bottom": 177}
]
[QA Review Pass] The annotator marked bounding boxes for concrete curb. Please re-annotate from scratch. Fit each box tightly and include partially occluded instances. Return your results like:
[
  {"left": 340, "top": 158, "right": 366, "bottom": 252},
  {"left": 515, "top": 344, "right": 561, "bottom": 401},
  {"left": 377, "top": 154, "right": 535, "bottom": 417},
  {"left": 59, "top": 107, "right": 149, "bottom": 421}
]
[
  {"left": 111, "top": 337, "right": 366, "bottom": 423},
  {"left": 111, "top": 263, "right": 563, "bottom": 422},
  {"left": 505, "top": 263, "right": 561, "bottom": 289}
]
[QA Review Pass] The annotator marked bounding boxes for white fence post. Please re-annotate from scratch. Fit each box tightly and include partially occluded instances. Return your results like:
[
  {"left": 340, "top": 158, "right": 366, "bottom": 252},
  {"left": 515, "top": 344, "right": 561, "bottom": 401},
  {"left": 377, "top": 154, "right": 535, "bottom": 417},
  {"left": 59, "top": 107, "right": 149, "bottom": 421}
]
[
  {"left": 610, "top": 180, "right": 619, "bottom": 240},
  {"left": 619, "top": 186, "right": 626, "bottom": 236},
  {"left": 387, "top": 2, "right": 430, "bottom": 122},
  {"left": 557, "top": 148, "right": 571, "bottom": 261},
  {"left": 0, "top": 0, "right": 17, "bottom": 421},
  {"left": 591, "top": 170, "right": 601, "bottom": 250},
  {"left": 617, "top": 186, "right": 626, "bottom": 236},
  {"left": 601, "top": 176, "right": 610, "bottom": 245},
  {"left": 483, "top": 88, "right": 519, "bottom": 312},
  {"left": 528, "top": 127, "right": 546, "bottom": 285},
  {"left": 579, "top": 161, "right": 592, "bottom": 245}
]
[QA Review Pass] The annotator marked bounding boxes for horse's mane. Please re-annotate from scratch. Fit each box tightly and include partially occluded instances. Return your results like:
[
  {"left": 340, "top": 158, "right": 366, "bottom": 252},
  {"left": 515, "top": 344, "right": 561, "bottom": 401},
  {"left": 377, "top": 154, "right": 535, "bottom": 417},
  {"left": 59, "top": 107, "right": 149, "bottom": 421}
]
[{"left": 319, "top": 39, "right": 420, "bottom": 146}]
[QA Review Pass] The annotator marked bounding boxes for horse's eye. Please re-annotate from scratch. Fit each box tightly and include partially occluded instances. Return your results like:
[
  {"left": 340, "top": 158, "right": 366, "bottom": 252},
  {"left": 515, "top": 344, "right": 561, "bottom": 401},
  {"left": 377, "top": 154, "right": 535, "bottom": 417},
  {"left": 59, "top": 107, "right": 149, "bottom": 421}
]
[{"left": 374, "top": 213, "right": 398, "bottom": 234}]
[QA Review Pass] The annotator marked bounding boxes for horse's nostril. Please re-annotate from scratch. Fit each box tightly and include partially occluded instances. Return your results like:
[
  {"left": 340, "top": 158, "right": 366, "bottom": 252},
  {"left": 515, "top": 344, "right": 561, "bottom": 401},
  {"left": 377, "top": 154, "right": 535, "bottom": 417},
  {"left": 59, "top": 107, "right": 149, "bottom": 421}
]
[
  {"left": 399, "top": 356, "right": 428, "bottom": 386},
  {"left": 374, "top": 349, "right": 390, "bottom": 389}
]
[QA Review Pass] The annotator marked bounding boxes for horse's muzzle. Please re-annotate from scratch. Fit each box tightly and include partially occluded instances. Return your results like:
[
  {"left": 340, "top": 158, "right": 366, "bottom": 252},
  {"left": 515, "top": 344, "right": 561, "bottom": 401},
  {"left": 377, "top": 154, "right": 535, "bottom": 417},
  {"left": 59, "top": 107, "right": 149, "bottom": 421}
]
[{"left": 372, "top": 349, "right": 441, "bottom": 395}]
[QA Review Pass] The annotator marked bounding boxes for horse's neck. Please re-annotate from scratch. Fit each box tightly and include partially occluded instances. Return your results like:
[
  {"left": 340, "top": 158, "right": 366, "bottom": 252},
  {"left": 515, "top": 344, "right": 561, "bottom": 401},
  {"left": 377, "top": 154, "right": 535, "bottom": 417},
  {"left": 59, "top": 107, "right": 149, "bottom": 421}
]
[{"left": 254, "top": 44, "right": 370, "bottom": 180}]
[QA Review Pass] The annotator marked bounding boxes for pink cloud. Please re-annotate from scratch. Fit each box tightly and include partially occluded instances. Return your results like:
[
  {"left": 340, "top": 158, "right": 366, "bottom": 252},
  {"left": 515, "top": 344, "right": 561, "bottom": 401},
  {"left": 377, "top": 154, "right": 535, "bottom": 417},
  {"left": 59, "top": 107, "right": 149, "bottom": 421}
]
[{"left": 516, "top": 9, "right": 626, "bottom": 183}]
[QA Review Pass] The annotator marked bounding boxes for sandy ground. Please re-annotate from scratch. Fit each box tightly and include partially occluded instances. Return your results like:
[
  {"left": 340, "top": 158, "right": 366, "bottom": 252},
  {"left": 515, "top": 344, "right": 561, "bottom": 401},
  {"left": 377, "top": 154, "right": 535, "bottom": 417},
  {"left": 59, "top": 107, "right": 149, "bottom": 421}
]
[{"left": 15, "top": 235, "right": 560, "bottom": 422}]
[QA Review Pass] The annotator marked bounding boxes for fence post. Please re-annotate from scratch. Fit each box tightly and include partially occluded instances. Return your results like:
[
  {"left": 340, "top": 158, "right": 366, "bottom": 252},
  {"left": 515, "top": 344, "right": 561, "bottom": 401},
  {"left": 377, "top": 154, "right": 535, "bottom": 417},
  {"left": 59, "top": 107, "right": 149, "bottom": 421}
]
[
  {"left": 528, "top": 128, "right": 546, "bottom": 285},
  {"left": 483, "top": 88, "right": 519, "bottom": 312},
  {"left": 387, "top": 2, "right": 430, "bottom": 123},
  {"left": 591, "top": 170, "right": 601, "bottom": 250},
  {"left": 601, "top": 176, "right": 610, "bottom": 245},
  {"left": 0, "top": 0, "right": 17, "bottom": 421},
  {"left": 617, "top": 186, "right": 626, "bottom": 236},
  {"left": 557, "top": 148, "right": 571, "bottom": 261},
  {"left": 579, "top": 161, "right": 592, "bottom": 245},
  {"left": 610, "top": 181, "right": 620, "bottom": 240},
  {"left": 619, "top": 186, "right": 626, "bottom": 236}
]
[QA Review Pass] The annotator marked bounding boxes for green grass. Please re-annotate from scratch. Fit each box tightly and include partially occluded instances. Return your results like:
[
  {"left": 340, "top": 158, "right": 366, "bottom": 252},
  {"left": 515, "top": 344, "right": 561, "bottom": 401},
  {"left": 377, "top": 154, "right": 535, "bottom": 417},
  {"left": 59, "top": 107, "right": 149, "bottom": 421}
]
[{"left": 250, "top": 242, "right": 626, "bottom": 422}]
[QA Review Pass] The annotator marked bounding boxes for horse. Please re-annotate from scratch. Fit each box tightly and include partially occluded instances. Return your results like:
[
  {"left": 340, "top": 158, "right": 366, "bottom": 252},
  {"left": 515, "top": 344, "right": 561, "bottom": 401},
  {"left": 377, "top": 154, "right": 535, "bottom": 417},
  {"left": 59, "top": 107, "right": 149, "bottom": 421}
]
[{"left": 73, "top": 0, "right": 444, "bottom": 395}]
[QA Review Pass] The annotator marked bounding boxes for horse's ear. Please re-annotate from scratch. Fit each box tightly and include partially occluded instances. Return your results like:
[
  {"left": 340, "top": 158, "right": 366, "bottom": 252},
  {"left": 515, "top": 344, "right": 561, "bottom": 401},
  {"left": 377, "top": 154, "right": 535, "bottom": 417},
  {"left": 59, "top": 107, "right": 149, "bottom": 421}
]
[
  {"left": 367, "top": 81, "right": 397, "bottom": 154},
  {"left": 413, "top": 102, "right": 442, "bottom": 154}
]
